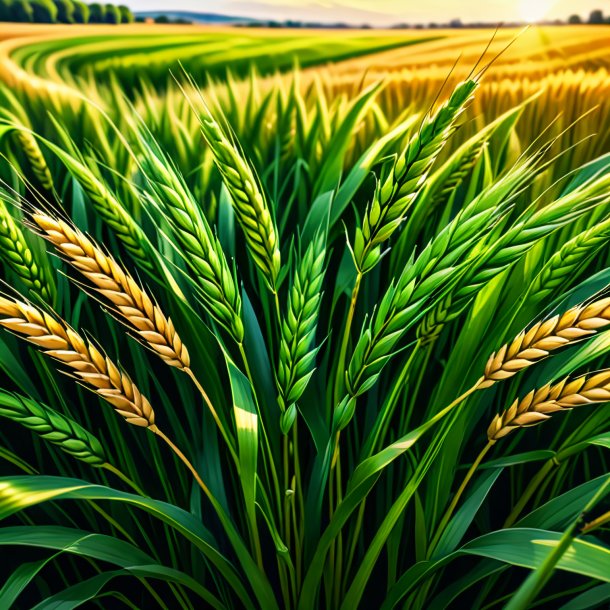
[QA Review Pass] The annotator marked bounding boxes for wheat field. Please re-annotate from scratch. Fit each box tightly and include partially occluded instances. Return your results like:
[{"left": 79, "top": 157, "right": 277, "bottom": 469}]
[{"left": 1, "top": 20, "right": 610, "bottom": 610}]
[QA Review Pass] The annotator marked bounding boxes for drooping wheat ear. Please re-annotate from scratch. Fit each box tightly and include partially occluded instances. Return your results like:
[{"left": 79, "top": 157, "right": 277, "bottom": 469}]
[
  {"left": 425, "top": 137, "right": 486, "bottom": 215},
  {"left": 32, "top": 211, "right": 190, "bottom": 370},
  {"left": 353, "top": 79, "right": 478, "bottom": 273},
  {"left": 0, "top": 197, "right": 55, "bottom": 304},
  {"left": 46, "top": 141, "right": 155, "bottom": 276},
  {"left": 488, "top": 370, "right": 610, "bottom": 440},
  {"left": 198, "top": 111, "right": 281, "bottom": 291},
  {"left": 0, "top": 391, "right": 107, "bottom": 466},
  {"left": 344, "top": 162, "right": 508, "bottom": 403},
  {"left": 417, "top": 172, "right": 610, "bottom": 343},
  {"left": 0, "top": 295, "right": 155, "bottom": 428},
  {"left": 138, "top": 133, "right": 244, "bottom": 343},
  {"left": 14, "top": 128, "right": 55, "bottom": 192},
  {"left": 277, "top": 232, "right": 326, "bottom": 431},
  {"left": 480, "top": 297, "right": 610, "bottom": 390},
  {"left": 529, "top": 216, "right": 610, "bottom": 304}
]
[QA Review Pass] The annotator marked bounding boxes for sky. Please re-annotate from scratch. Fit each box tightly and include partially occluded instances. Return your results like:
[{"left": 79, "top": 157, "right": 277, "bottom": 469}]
[{"left": 126, "top": 0, "right": 610, "bottom": 25}]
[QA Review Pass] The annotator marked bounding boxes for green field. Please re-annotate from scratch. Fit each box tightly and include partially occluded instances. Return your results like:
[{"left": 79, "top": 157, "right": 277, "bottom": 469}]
[{"left": 6, "top": 27, "right": 437, "bottom": 85}]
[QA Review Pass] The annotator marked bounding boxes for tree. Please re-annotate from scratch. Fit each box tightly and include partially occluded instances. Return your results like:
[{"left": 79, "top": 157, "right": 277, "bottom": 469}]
[
  {"left": 14, "top": 0, "right": 34, "bottom": 21},
  {"left": 72, "top": 0, "right": 88, "bottom": 22},
  {"left": 154, "top": 14, "right": 169, "bottom": 23},
  {"left": 0, "top": 0, "right": 14, "bottom": 21},
  {"left": 54, "top": 0, "right": 75, "bottom": 22},
  {"left": 30, "top": 0, "right": 58, "bottom": 22},
  {"left": 568, "top": 14, "right": 582, "bottom": 24},
  {"left": 589, "top": 9, "right": 604, "bottom": 24},
  {"left": 88, "top": 2, "right": 103, "bottom": 22},
  {"left": 103, "top": 3, "right": 119, "bottom": 23},
  {"left": 118, "top": 4, "right": 133, "bottom": 23}
]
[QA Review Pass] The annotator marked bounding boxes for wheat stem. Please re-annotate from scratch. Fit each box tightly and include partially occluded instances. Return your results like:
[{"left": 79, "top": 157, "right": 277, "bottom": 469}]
[
  {"left": 185, "top": 367, "right": 238, "bottom": 465},
  {"left": 150, "top": 425, "right": 210, "bottom": 496},
  {"left": 429, "top": 439, "right": 495, "bottom": 556},
  {"left": 581, "top": 511, "right": 610, "bottom": 533},
  {"left": 102, "top": 462, "right": 147, "bottom": 496},
  {"left": 0, "top": 446, "right": 36, "bottom": 474},
  {"left": 334, "top": 271, "right": 362, "bottom": 405},
  {"left": 503, "top": 459, "right": 556, "bottom": 528}
]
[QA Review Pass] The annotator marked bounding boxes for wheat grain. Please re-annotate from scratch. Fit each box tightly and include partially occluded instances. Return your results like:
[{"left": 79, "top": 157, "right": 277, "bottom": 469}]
[
  {"left": 480, "top": 296, "right": 610, "bottom": 389},
  {"left": 138, "top": 132, "right": 244, "bottom": 343},
  {"left": 14, "top": 128, "right": 55, "bottom": 192},
  {"left": 198, "top": 111, "right": 281, "bottom": 291},
  {"left": 32, "top": 211, "right": 190, "bottom": 370},
  {"left": 344, "top": 164, "right": 509, "bottom": 401},
  {"left": 0, "top": 196, "right": 55, "bottom": 304},
  {"left": 529, "top": 216, "right": 610, "bottom": 303},
  {"left": 277, "top": 232, "right": 326, "bottom": 431},
  {"left": 488, "top": 370, "right": 610, "bottom": 440},
  {"left": 0, "top": 390, "right": 107, "bottom": 466},
  {"left": 353, "top": 79, "right": 478, "bottom": 273},
  {"left": 417, "top": 173, "right": 610, "bottom": 343},
  {"left": 49, "top": 143, "right": 156, "bottom": 276},
  {"left": 0, "top": 295, "right": 155, "bottom": 428}
]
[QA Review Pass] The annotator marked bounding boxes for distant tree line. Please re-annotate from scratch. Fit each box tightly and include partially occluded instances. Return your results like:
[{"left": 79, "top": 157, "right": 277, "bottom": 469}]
[
  {"left": 239, "top": 8, "right": 610, "bottom": 29},
  {"left": 568, "top": 10, "right": 610, "bottom": 24},
  {"left": 135, "top": 14, "right": 192, "bottom": 24},
  {"left": 0, "top": 0, "right": 134, "bottom": 23}
]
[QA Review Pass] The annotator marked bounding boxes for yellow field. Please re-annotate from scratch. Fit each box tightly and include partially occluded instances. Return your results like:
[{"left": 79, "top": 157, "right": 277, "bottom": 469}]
[
  {"left": 2, "top": 23, "right": 607, "bottom": 178},
  {"left": 2, "top": 24, "right": 610, "bottom": 88}
]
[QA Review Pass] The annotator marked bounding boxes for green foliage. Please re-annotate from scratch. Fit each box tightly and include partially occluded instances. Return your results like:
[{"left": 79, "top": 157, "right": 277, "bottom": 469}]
[
  {"left": 53, "top": 0, "right": 74, "bottom": 23},
  {"left": 103, "top": 2, "right": 119, "bottom": 24},
  {"left": 0, "top": 0, "right": 129, "bottom": 22},
  {"left": 3, "top": 0, "right": 33, "bottom": 21},
  {"left": 88, "top": 1, "right": 105, "bottom": 22},
  {"left": 71, "top": 0, "right": 87, "bottom": 22},
  {"left": 29, "top": 0, "right": 57, "bottom": 23},
  {"left": 118, "top": 3, "right": 132, "bottom": 23},
  {"left": 2, "top": 50, "right": 610, "bottom": 610}
]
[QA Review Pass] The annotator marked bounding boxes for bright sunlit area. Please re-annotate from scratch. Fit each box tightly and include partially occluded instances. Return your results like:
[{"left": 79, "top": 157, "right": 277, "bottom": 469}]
[{"left": 519, "top": 0, "right": 556, "bottom": 22}]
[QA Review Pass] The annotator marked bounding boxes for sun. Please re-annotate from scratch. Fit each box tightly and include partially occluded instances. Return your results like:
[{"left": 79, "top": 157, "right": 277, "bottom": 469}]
[{"left": 519, "top": 0, "right": 554, "bottom": 22}]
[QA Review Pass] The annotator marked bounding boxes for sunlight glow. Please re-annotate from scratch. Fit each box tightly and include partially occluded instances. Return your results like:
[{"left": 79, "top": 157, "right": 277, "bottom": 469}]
[{"left": 519, "top": 0, "right": 554, "bottom": 23}]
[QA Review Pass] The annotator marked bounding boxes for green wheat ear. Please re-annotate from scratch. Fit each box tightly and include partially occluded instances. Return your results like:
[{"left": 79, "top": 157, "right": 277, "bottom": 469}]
[
  {"left": 277, "top": 231, "right": 326, "bottom": 433},
  {"left": 198, "top": 110, "right": 281, "bottom": 292},
  {"left": 353, "top": 79, "right": 479, "bottom": 273},
  {"left": 137, "top": 130, "right": 245, "bottom": 344},
  {"left": 0, "top": 391, "right": 107, "bottom": 467},
  {"left": 0, "top": 194, "right": 56, "bottom": 305}
]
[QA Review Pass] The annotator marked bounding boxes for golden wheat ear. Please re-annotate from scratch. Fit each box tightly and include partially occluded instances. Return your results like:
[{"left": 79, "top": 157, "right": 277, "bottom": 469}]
[
  {"left": 0, "top": 294, "right": 155, "bottom": 428},
  {"left": 488, "top": 370, "right": 610, "bottom": 441},
  {"left": 0, "top": 292, "right": 214, "bottom": 493},
  {"left": 30, "top": 211, "right": 190, "bottom": 370},
  {"left": 29, "top": 210, "right": 237, "bottom": 461},
  {"left": 480, "top": 297, "right": 610, "bottom": 389}
]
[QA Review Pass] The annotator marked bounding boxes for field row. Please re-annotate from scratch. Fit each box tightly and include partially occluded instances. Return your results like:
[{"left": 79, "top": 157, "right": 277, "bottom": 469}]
[{"left": 0, "top": 24, "right": 435, "bottom": 86}]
